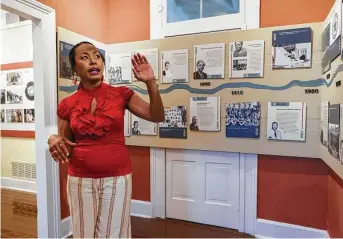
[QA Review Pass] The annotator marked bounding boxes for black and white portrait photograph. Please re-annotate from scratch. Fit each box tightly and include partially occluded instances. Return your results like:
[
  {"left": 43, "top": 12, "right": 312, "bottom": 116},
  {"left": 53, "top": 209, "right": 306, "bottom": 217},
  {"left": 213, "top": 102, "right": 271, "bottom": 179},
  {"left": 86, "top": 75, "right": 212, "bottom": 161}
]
[
  {"left": 189, "top": 116, "right": 199, "bottom": 131},
  {"left": 6, "top": 72, "right": 22, "bottom": 86},
  {"left": 7, "top": 89, "right": 23, "bottom": 104},
  {"left": 132, "top": 120, "right": 141, "bottom": 135},
  {"left": 193, "top": 60, "right": 207, "bottom": 79},
  {"left": 267, "top": 121, "right": 282, "bottom": 140},
  {"left": 24, "top": 109, "right": 35, "bottom": 123},
  {"left": 1, "top": 89, "right": 6, "bottom": 104},
  {"left": 0, "top": 109, "right": 4, "bottom": 123},
  {"left": 6, "top": 109, "right": 23, "bottom": 123},
  {"left": 233, "top": 41, "right": 247, "bottom": 57}
]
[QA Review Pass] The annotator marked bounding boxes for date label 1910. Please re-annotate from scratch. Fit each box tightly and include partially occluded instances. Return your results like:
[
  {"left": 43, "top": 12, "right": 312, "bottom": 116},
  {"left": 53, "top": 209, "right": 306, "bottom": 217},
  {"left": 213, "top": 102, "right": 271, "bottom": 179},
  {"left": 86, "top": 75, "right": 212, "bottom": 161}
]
[
  {"left": 232, "top": 90, "right": 244, "bottom": 95},
  {"left": 305, "top": 89, "right": 319, "bottom": 94}
]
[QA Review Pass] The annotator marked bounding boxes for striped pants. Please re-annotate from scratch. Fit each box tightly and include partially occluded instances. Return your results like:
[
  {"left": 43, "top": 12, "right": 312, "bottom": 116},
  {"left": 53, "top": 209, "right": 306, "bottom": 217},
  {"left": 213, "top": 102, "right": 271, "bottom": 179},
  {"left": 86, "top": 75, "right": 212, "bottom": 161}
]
[{"left": 67, "top": 174, "right": 132, "bottom": 238}]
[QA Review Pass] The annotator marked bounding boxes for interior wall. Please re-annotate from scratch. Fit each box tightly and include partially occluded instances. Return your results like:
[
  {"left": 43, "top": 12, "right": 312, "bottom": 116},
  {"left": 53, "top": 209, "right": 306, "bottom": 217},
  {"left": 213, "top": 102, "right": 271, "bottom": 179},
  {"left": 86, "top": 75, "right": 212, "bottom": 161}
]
[
  {"left": 107, "top": 0, "right": 150, "bottom": 44},
  {"left": 327, "top": 169, "right": 343, "bottom": 237},
  {"left": 260, "top": 0, "right": 335, "bottom": 28},
  {"left": 37, "top": 0, "right": 108, "bottom": 43},
  {"left": 0, "top": 16, "right": 35, "bottom": 178},
  {"left": 257, "top": 155, "right": 329, "bottom": 229}
]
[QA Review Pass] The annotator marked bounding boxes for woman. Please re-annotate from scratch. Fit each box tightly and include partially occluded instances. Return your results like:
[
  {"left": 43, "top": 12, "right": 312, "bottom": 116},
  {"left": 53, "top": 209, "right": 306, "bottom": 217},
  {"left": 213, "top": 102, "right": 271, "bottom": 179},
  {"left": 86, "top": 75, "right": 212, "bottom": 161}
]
[{"left": 47, "top": 41, "right": 164, "bottom": 238}]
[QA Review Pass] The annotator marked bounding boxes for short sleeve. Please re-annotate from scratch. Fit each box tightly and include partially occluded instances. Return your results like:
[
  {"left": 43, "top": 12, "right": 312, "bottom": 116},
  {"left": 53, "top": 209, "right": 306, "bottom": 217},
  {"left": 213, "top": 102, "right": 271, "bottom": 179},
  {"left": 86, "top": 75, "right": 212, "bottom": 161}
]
[
  {"left": 121, "top": 86, "right": 135, "bottom": 101},
  {"left": 57, "top": 99, "right": 70, "bottom": 121}
]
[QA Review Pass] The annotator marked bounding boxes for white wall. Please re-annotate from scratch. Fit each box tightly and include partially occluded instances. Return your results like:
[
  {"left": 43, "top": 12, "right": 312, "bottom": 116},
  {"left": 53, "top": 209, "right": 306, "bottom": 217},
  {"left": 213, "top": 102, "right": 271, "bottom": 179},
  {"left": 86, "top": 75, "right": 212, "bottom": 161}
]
[{"left": 1, "top": 10, "right": 33, "bottom": 64}]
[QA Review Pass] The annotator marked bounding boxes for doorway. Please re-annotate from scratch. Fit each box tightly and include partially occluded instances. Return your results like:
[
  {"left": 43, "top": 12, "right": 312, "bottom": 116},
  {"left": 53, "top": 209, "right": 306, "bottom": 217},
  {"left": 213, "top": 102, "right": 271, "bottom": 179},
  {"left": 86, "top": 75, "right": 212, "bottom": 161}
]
[
  {"left": 166, "top": 149, "right": 240, "bottom": 229},
  {"left": 0, "top": 0, "right": 59, "bottom": 237}
]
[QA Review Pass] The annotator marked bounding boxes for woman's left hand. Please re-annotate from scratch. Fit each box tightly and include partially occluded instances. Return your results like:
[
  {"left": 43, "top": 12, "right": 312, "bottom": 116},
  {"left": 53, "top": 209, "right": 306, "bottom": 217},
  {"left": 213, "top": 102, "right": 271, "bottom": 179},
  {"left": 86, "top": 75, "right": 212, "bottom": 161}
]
[{"left": 132, "top": 53, "right": 155, "bottom": 83}]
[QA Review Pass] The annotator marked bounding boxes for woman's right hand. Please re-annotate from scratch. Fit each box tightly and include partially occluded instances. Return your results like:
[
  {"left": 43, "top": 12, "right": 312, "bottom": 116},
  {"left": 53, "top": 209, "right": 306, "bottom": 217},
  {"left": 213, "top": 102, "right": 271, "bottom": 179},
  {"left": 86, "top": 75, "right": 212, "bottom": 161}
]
[{"left": 48, "top": 134, "right": 76, "bottom": 163}]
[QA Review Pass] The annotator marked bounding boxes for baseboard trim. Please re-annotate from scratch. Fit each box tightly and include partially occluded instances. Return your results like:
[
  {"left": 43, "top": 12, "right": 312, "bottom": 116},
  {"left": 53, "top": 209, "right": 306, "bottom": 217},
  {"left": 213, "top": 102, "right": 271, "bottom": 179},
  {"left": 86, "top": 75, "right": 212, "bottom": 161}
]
[
  {"left": 130, "top": 200, "right": 152, "bottom": 218},
  {"left": 61, "top": 216, "right": 72, "bottom": 238},
  {"left": 1, "top": 177, "right": 36, "bottom": 193},
  {"left": 255, "top": 219, "right": 330, "bottom": 238}
]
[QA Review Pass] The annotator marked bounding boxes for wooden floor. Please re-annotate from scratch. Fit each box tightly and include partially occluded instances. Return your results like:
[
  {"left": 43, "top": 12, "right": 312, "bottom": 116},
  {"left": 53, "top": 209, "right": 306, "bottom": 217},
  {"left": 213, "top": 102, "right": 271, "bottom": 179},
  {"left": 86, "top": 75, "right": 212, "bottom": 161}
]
[{"left": 1, "top": 188, "right": 253, "bottom": 238}]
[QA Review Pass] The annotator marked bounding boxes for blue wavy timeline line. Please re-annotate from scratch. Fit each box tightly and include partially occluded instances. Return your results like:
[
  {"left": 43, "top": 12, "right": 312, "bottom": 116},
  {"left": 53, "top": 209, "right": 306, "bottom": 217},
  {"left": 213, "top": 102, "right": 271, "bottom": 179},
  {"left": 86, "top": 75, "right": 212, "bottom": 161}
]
[{"left": 59, "top": 64, "right": 343, "bottom": 94}]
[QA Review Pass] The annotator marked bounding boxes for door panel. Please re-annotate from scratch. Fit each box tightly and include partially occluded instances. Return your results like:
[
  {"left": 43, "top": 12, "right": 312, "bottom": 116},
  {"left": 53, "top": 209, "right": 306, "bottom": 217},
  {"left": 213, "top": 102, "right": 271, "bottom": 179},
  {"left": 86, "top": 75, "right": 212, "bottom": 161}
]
[{"left": 166, "top": 149, "right": 240, "bottom": 229}]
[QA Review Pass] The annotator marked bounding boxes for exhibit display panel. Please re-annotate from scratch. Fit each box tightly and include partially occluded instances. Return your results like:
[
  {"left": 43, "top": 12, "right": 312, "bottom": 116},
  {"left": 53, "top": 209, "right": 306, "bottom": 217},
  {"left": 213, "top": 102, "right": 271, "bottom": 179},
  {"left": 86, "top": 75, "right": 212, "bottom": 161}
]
[
  {"left": 57, "top": 21, "right": 342, "bottom": 179},
  {"left": 319, "top": 0, "right": 343, "bottom": 180},
  {"left": 103, "top": 23, "right": 323, "bottom": 158}
]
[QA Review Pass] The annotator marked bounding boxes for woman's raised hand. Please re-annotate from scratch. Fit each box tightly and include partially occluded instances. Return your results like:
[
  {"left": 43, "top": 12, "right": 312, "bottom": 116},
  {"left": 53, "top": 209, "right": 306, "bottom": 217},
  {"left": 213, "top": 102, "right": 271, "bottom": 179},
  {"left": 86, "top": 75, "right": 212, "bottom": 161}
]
[
  {"left": 48, "top": 135, "right": 76, "bottom": 163},
  {"left": 131, "top": 53, "right": 155, "bottom": 83}
]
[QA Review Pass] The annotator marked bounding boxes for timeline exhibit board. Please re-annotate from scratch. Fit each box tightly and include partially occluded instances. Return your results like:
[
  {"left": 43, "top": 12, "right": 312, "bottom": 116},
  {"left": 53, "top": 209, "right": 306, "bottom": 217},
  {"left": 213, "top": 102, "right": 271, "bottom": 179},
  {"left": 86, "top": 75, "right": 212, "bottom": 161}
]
[
  {"left": 57, "top": 22, "right": 341, "bottom": 178},
  {"left": 319, "top": 0, "right": 343, "bottom": 179}
]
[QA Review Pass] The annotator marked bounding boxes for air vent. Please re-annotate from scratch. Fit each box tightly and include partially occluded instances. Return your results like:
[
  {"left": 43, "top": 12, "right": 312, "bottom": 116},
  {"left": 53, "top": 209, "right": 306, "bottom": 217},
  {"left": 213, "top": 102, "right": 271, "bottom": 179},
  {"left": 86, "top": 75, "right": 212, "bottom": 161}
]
[{"left": 11, "top": 161, "right": 36, "bottom": 181}]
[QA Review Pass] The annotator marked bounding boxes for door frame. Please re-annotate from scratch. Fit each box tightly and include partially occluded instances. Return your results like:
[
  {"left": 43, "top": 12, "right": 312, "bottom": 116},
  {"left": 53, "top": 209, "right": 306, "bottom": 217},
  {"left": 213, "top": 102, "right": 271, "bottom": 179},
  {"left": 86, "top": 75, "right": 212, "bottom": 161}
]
[
  {"left": 151, "top": 148, "right": 258, "bottom": 234},
  {"left": 0, "top": 0, "right": 59, "bottom": 237}
]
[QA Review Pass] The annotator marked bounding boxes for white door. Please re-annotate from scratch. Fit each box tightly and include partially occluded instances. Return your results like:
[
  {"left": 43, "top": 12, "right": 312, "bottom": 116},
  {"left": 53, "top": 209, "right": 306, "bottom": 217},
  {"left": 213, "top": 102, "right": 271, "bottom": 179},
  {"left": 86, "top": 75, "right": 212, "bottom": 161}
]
[{"left": 166, "top": 149, "right": 240, "bottom": 229}]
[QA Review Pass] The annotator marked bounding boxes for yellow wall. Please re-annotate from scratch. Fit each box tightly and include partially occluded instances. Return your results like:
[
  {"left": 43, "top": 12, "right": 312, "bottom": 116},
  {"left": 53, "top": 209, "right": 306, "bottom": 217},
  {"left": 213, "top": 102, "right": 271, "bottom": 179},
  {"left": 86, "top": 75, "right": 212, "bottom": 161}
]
[{"left": 1, "top": 137, "right": 36, "bottom": 177}]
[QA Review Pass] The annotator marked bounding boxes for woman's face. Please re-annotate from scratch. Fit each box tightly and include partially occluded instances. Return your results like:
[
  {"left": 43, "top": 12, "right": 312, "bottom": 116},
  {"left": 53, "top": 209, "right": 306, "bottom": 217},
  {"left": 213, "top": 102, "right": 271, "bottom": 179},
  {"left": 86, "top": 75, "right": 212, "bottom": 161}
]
[
  {"left": 197, "top": 61, "right": 205, "bottom": 72},
  {"left": 74, "top": 43, "right": 104, "bottom": 83},
  {"left": 165, "top": 62, "right": 170, "bottom": 70}
]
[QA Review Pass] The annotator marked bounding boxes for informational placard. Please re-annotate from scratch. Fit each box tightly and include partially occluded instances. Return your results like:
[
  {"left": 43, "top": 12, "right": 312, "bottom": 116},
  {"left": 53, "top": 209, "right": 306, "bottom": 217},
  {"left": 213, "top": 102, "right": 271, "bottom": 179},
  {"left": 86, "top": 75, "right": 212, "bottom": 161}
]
[
  {"left": 131, "top": 114, "right": 158, "bottom": 136},
  {"left": 132, "top": 48, "right": 159, "bottom": 79},
  {"left": 322, "top": 24, "right": 332, "bottom": 74},
  {"left": 272, "top": 27, "right": 312, "bottom": 69},
  {"left": 124, "top": 109, "right": 130, "bottom": 137},
  {"left": 194, "top": 43, "right": 225, "bottom": 79},
  {"left": 321, "top": 101, "right": 330, "bottom": 147},
  {"left": 59, "top": 41, "right": 74, "bottom": 80},
  {"left": 328, "top": 104, "right": 340, "bottom": 159},
  {"left": 107, "top": 53, "right": 132, "bottom": 85},
  {"left": 189, "top": 97, "right": 220, "bottom": 132},
  {"left": 0, "top": 68, "right": 35, "bottom": 130},
  {"left": 327, "top": 0, "right": 342, "bottom": 61},
  {"left": 340, "top": 104, "right": 343, "bottom": 164},
  {"left": 226, "top": 102, "right": 261, "bottom": 138},
  {"left": 267, "top": 102, "right": 307, "bottom": 141},
  {"left": 159, "top": 106, "right": 187, "bottom": 139},
  {"left": 161, "top": 49, "right": 189, "bottom": 84},
  {"left": 229, "top": 40, "right": 264, "bottom": 78}
]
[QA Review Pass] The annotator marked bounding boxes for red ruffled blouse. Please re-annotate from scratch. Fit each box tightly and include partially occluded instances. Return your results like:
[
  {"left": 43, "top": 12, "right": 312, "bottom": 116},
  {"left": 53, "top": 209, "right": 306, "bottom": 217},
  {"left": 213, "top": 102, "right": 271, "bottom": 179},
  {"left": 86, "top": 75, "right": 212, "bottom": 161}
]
[{"left": 57, "top": 82, "right": 134, "bottom": 178}]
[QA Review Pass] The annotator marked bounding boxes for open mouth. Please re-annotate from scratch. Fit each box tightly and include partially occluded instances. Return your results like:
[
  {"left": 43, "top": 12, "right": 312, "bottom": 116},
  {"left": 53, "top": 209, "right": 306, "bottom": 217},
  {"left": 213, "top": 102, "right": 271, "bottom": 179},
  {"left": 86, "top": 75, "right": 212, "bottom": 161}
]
[{"left": 89, "top": 67, "right": 100, "bottom": 75}]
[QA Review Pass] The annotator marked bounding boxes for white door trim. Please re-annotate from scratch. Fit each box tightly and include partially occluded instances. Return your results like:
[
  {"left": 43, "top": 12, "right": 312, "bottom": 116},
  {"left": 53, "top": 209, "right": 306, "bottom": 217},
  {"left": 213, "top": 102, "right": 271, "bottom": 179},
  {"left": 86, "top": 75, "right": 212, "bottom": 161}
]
[
  {"left": 242, "top": 153, "right": 258, "bottom": 234},
  {"left": 1, "top": 0, "right": 59, "bottom": 237},
  {"left": 150, "top": 147, "right": 166, "bottom": 218}
]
